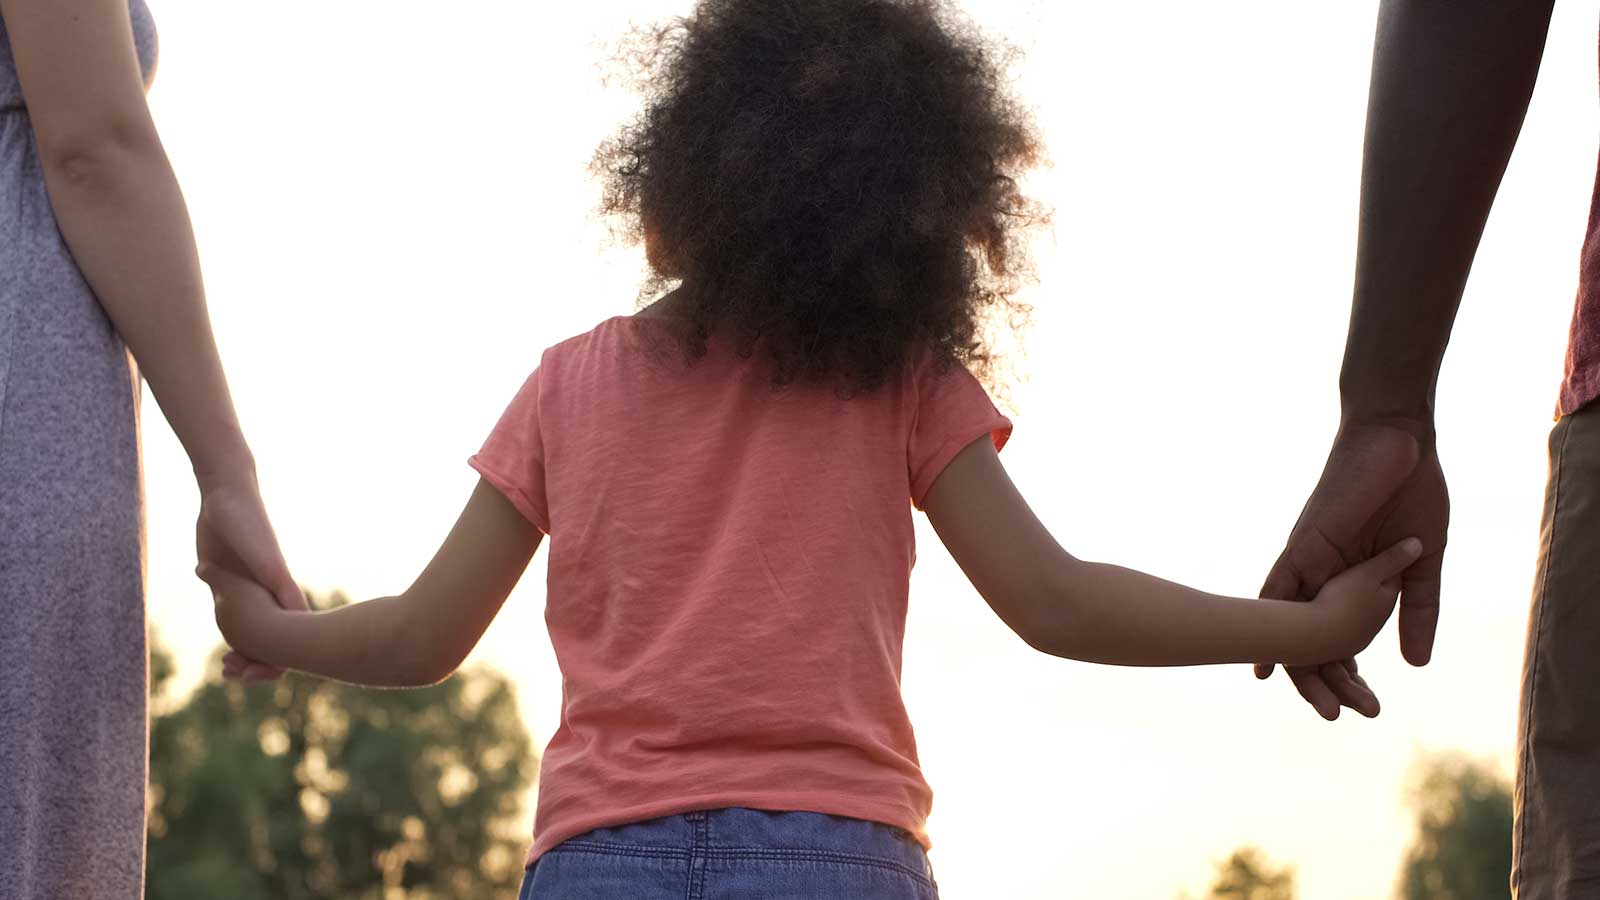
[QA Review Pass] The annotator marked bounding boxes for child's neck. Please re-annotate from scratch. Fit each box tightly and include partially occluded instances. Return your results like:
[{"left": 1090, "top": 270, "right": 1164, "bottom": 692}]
[{"left": 637, "top": 287, "right": 690, "bottom": 319}]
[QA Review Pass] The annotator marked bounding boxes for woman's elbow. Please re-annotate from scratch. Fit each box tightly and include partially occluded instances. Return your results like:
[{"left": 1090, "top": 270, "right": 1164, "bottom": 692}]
[{"left": 37, "top": 122, "right": 163, "bottom": 194}]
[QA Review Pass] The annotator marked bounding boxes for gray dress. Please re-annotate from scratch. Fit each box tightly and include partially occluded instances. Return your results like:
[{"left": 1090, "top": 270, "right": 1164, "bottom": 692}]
[{"left": 0, "top": 4, "right": 159, "bottom": 898}]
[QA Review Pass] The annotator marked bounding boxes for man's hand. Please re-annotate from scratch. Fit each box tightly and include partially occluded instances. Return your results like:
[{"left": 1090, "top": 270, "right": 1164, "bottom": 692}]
[
  {"left": 1258, "top": 420, "right": 1450, "bottom": 720},
  {"left": 195, "top": 473, "right": 309, "bottom": 681}
]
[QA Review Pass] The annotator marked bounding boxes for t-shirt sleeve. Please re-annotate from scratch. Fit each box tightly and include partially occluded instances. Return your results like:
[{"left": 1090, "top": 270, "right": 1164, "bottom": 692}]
[
  {"left": 907, "top": 357, "right": 1013, "bottom": 509},
  {"left": 469, "top": 366, "right": 551, "bottom": 533}
]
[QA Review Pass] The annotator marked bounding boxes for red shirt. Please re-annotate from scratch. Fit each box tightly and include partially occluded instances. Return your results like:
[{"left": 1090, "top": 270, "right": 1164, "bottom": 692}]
[
  {"left": 1559, "top": 37, "right": 1600, "bottom": 416},
  {"left": 469, "top": 316, "right": 1011, "bottom": 864}
]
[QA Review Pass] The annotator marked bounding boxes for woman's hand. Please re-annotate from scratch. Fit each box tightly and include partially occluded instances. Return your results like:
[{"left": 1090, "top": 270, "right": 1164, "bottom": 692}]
[
  {"left": 1306, "top": 537, "right": 1424, "bottom": 663},
  {"left": 196, "top": 472, "right": 307, "bottom": 680}
]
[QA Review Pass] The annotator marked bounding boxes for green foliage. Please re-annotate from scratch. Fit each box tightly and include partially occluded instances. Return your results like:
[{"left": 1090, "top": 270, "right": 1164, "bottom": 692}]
[
  {"left": 1398, "top": 753, "right": 1512, "bottom": 900},
  {"left": 1205, "top": 847, "right": 1297, "bottom": 900},
  {"left": 146, "top": 598, "right": 535, "bottom": 900},
  {"left": 150, "top": 633, "right": 176, "bottom": 699}
]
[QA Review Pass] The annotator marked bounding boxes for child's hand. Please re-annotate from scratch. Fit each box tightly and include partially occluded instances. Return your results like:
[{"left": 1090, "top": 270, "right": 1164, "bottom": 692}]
[
  {"left": 198, "top": 563, "right": 288, "bottom": 675},
  {"left": 1308, "top": 537, "right": 1425, "bottom": 661}
]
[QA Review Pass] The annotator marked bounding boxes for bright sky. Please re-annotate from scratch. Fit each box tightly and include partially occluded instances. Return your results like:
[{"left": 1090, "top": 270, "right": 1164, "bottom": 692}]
[{"left": 137, "top": 1, "right": 1599, "bottom": 897}]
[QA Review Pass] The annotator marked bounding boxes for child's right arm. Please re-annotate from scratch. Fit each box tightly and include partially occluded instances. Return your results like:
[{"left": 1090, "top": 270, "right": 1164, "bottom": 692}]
[
  {"left": 200, "top": 479, "right": 543, "bottom": 688},
  {"left": 923, "top": 437, "right": 1422, "bottom": 667}
]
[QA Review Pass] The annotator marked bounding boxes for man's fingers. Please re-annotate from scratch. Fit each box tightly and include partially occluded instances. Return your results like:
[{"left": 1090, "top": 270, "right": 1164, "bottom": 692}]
[
  {"left": 1321, "top": 659, "right": 1380, "bottom": 718},
  {"left": 1260, "top": 556, "right": 1302, "bottom": 603},
  {"left": 1286, "top": 666, "right": 1341, "bottom": 721},
  {"left": 1398, "top": 551, "right": 1443, "bottom": 667}
]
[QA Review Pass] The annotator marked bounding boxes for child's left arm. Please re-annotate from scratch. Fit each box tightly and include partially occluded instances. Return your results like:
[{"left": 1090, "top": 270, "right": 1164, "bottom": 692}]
[{"left": 200, "top": 478, "right": 543, "bottom": 687}]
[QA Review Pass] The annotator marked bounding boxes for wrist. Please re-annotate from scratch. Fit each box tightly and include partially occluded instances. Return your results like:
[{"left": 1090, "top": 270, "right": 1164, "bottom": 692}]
[
  {"left": 217, "top": 595, "right": 290, "bottom": 665},
  {"left": 1335, "top": 408, "right": 1437, "bottom": 453},
  {"left": 1337, "top": 377, "right": 1437, "bottom": 441},
  {"left": 191, "top": 428, "right": 257, "bottom": 494},
  {"left": 1273, "top": 598, "right": 1344, "bottom": 667}
]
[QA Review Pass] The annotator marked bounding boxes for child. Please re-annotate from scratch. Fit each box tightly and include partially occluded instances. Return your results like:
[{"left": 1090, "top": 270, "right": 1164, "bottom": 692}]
[{"left": 202, "top": 1, "right": 1422, "bottom": 897}]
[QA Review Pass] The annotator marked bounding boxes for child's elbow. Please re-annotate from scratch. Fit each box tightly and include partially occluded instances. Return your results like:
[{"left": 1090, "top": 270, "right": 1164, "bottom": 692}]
[
  {"left": 989, "top": 565, "right": 1085, "bottom": 659},
  {"left": 995, "top": 590, "right": 1077, "bottom": 659},
  {"left": 1012, "top": 614, "right": 1082, "bottom": 659},
  {"left": 409, "top": 651, "right": 463, "bottom": 687}
]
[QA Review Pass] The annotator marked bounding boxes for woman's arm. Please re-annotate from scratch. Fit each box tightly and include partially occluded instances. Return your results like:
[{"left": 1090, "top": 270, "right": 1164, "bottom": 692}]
[
  {"left": 923, "top": 438, "right": 1420, "bottom": 667},
  {"left": 2, "top": 0, "right": 303, "bottom": 625},
  {"left": 204, "top": 480, "right": 545, "bottom": 687},
  {"left": 4, "top": 0, "right": 250, "bottom": 483}
]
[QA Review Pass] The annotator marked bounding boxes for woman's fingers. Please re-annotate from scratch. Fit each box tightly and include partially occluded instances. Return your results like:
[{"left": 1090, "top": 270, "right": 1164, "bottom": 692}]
[
  {"left": 271, "top": 578, "right": 311, "bottom": 613},
  {"left": 196, "top": 561, "right": 255, "bottom": 596},
  {"left": 197, "top": 484, "right": 309, "bottom": 614},
  {"left": 239, "top": 661, "right": 284, "bottom": 681}
]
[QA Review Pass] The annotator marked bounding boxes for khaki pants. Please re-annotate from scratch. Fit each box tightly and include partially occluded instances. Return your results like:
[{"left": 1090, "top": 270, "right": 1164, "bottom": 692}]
[{"left": 1515, "top": 405, "right": 1600, "bottom": 898}]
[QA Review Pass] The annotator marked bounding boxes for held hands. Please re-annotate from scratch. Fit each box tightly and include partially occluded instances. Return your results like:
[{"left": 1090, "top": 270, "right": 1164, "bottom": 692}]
[
  {"left": 1260, "top": 420, "right": 1450, "bottom": 719},
  {"left": 195, "top": 473, "right": 308, "bottom": 681},
  {"left": 197, "top": 561, "right": 288, "bottom": 670},
  {"left": 1304, "top": 537, "right": 1424, "bottom": 663}
]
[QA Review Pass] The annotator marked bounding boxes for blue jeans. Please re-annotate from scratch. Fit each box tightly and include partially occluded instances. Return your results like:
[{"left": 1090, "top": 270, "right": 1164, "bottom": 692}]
[{"left": 517, "top": 808, "right": 940, "bottom": 899}]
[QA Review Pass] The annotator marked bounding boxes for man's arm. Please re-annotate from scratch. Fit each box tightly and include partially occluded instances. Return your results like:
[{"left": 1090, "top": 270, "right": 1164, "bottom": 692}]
[
  {"left": 1260, "top": 0, "right": 1555, "bottom": 720},
  {"left": 1341, "top": 0, "right": 1556, "bottom": 424}
]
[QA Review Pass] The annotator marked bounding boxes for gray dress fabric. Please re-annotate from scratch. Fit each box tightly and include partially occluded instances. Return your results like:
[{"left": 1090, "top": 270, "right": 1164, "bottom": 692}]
[{"left": 0, "top": 4, "right": 159, "bottom": 898}]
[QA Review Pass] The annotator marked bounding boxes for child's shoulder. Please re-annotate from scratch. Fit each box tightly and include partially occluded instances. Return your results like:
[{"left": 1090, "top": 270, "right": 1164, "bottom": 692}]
[{"left": 537, "top": 315, "right": 644, "bottom": 366}]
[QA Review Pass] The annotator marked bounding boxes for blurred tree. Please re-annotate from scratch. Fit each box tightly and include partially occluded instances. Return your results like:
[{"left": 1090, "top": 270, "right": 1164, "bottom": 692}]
[
  {"left": 1206, "top": 847, "right": 1296, "bottom": 900},
  {"left": 146, "top": 595, "right": 535, "bottom": 900},
  {"left": 1175, "top": 847, "right": 1297, "bottom": 900},
  {"left": 150, "top": 633, "right": 176, "bottom": 698},
  {"left": 1398, "top": 753, "right": 1512, "bottom": 900}
]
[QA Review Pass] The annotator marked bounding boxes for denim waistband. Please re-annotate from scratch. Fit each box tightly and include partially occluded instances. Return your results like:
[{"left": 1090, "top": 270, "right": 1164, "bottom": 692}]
[{"left": 549, "top": 807, "right": 934, "bottom": 885}]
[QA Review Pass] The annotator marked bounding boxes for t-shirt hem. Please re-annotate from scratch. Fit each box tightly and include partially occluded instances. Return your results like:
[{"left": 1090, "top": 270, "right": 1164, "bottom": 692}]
[
  {"left": 468, "top": 455, "right": 551, "bottom": 533},
  {"left": 524, "top": 792, "right": 931, "bottom": 866},
  {"left": 910, "top": 418, "right": 1013, "bottom": 509}
]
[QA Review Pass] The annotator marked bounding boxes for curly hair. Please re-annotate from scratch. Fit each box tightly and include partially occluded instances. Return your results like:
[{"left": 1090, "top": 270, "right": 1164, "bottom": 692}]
[{"left": 597, "top": 0, "right": 1044, "bottom": 393}]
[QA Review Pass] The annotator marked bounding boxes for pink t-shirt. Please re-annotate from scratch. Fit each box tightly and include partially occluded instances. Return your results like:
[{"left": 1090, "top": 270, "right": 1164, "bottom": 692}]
[{"left": 469, "top": 316, "right": 1011, "bottom": 865}]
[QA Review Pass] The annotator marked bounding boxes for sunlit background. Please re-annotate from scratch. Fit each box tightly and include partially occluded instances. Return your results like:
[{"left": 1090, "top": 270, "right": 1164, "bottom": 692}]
[{"left": 135, "top": 0, "right": 1600, "bottom": 896}]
